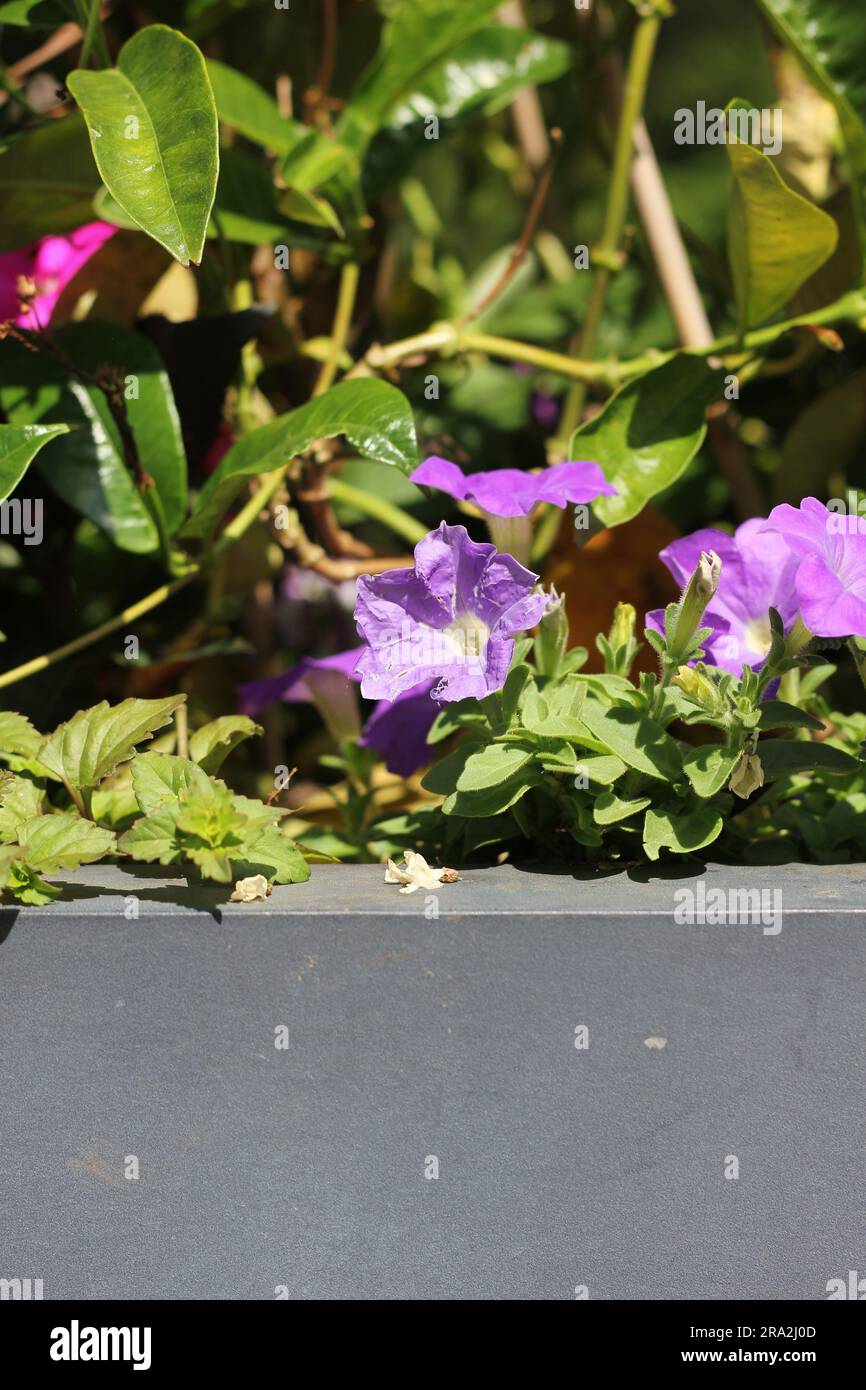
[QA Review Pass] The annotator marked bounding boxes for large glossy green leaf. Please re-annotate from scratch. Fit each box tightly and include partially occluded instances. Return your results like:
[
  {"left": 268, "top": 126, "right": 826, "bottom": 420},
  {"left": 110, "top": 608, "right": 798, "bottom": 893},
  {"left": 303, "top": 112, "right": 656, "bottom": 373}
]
[
  {"left": 0, "top": 323, "right": 187, "bottom": 545},
  {"left": 0, "top": 425, "right": 69, "bottom": 503},
  {"left": 336, "top": 0, "right": 504, "bottom": 154},
  {"left": 184, "top": 379, "right": 419, "bottom": 540},
  {"left": 67, "top": 25, "right": 219, "bottom": 266},
  {"left": 572, "top": 356, "right": 725, "bottom": 529},
  {"left": 756, "top": 1, "right": 866, "bottom": 248},
  {"left": 206, "top": 59, "right": 305, "bottom": 155},
  {"left": 726, "top": 116, "right": 838, "bottom": 330},
  {"left": 0, "top": 117, "right": 100, "bottom": 251},
  {"left": 388, "top": 25, "right": 569, "bottom": 128}
]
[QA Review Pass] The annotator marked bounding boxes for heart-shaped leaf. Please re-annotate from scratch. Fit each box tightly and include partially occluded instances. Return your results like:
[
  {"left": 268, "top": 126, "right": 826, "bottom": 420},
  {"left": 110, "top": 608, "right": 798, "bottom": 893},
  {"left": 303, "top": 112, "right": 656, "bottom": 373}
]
[
  {"left": 572, "top": 356, "right": 726, "bottom": 529},
  {"left": 67, "top": 24, "right": 218, "bottom": 265}
]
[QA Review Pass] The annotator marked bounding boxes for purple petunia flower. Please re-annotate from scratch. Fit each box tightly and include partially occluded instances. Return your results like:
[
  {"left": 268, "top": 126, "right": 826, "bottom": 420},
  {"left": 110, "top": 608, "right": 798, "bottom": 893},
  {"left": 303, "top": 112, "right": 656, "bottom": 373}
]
[
  {"left": 409, "top": 456, "right": 616, "bottom": 564},
  {"left": 238, "top": 649, "right": 362, "bottom": 743},
  {"left": 646, "top": 519, "right": 800, "bottom": 675},
  {"left": 359, "top": 682, "right": 438, "bottom": 778},
  {"left": 409, "top": 455, "right": 615, "bottom": 517},
  {"left": 354, "top": 521, "right": 547, "bottom": 703},
  {"left": 759, "top": 497, "right": 866, "bottom": 639},
  {"left": 238, "top": 648, "right": 437, "bottom": 777}
]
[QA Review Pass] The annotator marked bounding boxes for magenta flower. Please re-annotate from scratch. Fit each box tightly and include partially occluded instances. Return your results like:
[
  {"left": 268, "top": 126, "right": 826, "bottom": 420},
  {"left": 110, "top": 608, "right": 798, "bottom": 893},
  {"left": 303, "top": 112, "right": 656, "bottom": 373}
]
[
  {"left": 759, "top": 497, "right": 866, "bottom": 639},
  {"left": 0, "top": 222, "right": 116, "bottom": 327},
  {"left": 409, "top": 455, "right": 616, "bottom": 518},
  {"left": 238, "top": 648, "right": 438, "bottom": 777},
  {"left": 646, "top": 519, "right": 800, "bottom": 675},
  {"left": 354, "top": 521, "right": 547, "bottom": 702}
]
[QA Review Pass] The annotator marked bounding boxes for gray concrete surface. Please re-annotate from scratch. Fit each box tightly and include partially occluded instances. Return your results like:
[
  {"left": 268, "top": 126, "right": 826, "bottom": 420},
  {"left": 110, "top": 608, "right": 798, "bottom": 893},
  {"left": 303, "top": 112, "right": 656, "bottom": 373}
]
[{"left": 1, "top": 862, "right": 864, "bottom": 1300}]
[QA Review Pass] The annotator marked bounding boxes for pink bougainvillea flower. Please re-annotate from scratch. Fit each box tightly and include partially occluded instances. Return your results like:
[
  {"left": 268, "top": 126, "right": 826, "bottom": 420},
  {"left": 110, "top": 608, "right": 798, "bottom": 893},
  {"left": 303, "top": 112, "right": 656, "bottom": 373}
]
[{"left": 0, "top": 222, "right": 116, "bottom": 327}]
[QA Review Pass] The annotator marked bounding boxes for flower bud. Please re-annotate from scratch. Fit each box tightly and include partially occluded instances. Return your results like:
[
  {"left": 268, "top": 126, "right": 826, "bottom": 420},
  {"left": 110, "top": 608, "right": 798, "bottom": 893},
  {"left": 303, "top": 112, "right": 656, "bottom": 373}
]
[
  {"left": 672, "top": 663, "right": 721, "bottom": 711},
  {"left": 608, "top": 601, "right": 636, "bottom": 650},
  {"left": 534, "top": 586, "right": 569, "bottom": 676},
  {"left": 305, "top": 667, "right": 362, "bottom": 745},
  {"left": 670, "top": 550, "right": 721, "bottom": 657},
  {"left": 729, "top": 751, "right": 764, "bottom": 799}
]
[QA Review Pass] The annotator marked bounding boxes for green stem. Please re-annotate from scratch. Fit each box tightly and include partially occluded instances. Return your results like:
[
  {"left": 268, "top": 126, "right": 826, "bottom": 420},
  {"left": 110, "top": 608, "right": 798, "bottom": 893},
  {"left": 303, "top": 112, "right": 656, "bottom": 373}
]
[
  {"left": 327, "top": 476, "right": 427, "bottom": 546},
  {"left": 315, "top": 262, "right": 360, "bottom": 397},
  {"left": 559, "top": 12, "right": 663, "bottom": 444},
  {"left": 0, "top": 574, "right": 196, "bottom": 692}
]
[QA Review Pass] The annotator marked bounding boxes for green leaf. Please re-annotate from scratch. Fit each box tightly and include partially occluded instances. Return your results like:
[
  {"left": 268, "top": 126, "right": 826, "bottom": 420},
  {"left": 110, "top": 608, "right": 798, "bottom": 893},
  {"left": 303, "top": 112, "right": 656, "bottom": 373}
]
[
  {"left": 277, "top": 186, "right": 344, "bottom": 237},
  {"left": 174, "top": 781, "right": 247, "bottom": 883},
  {"left": 189, "top": 716, "right": 262, "bottom": 775},
  {"left": 0, "top": 325, "right": 187, "bottom": 550},
  {"left": 682, "top": 745, "right": 740, "bottom": 798},
  {"left": 232, "top": 826, "right": 311, "bottom": 885},
  {"left": 4, "top": 862, "right": 60, "bottom": 905},
  {"left": 119, "top": 805, "right": 183, "bottom": 866},
  {"left": 0, "top": 1, "right": 76, "bottom": 22},
  {"left": 130, "top": 751, "right": 209, "bottom": 815},
  {"left": 422, "top": 742, "right": 533, "bottom": 795},
  {"left": 726, "top": 112, "right": 838, "bottom": 330},
  {"left": 336, "top": 0, "right": 504, "bottom": 155},
  {"left": 756, "top": 0, "right": 866, "bottom": 254},
  {"left": 758, "top": 739, "right": 861, "bottom": 780},
  {"left": 0, "top": 117, "right": 100, "bottom": 251},
  {"left": 579, "top": 697, "right": 683, "bottom": 781},
  {"left": 387, "top": 25, "right": 570, "bottom": 129},
  {"left": 572, "top": 356, "right": 726, "bottom": 529},
  {"left": 206, "top": 58, "right": 303, "bottom": 154},
  {"left": 67, "top": 25, "right": 219, "bottom": 265},
  {"left": 16, "top": 812, "right": 115, "bottom": 871},
  {"left": 0, "top": 425, "right": 69, "bottom": 504},
  {"left": 183, "top": 379, "right": 419, "bottom": 540},
  {"left": 574, "top": 753, "right": 628, "bottom": 786},
  {"left": 643, "top": 805, "right": 724, "bottom": 861},
  {"left": 758, "top": 700, "right": 824, "bottom": 732},
  {"left": 0, "top": 711, "right": 44, "bottom": 761},
  {"left": 593, "top": 791, "right": 651, "bottom": 826},
  {"left": 0, "top": 774, "right": 44, "bottom": 840},
  {"left": 39, "top": 696, "right": 185, "bottom": 792},
  {"left": 519, "top": 681, "right": 598, "bottom": 742}
]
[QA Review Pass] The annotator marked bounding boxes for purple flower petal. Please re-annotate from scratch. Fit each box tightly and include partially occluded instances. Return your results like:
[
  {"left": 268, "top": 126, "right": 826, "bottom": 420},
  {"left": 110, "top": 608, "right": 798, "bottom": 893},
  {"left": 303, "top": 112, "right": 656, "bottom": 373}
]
[
  {"left": 359, "top": 682, "right": 438, "bottom": 777},
  {"left": 355, "top": 521, "right": 547, "bottom": 702},
  {"left": 238, "top": 648, "right": 362, "bottom": 715},
  {"left": 646, "top": 519, "right": 800, "bottom": 675},
  {"left": 409, "top": 456, "right": 616, "bottom": 518},
  {"left": 760, "top": 497, "right": 866, "bottom": 638}
]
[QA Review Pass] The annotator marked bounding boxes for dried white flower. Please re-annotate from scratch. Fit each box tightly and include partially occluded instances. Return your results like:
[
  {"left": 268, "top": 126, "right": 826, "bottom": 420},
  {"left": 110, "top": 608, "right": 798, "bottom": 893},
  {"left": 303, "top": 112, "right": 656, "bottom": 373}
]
[
  {"left": 230, "top": 874, "right": 271, "bottom": 902},
  {"left": 384, "top": 852, "right": 459, "bottom": 894}
]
